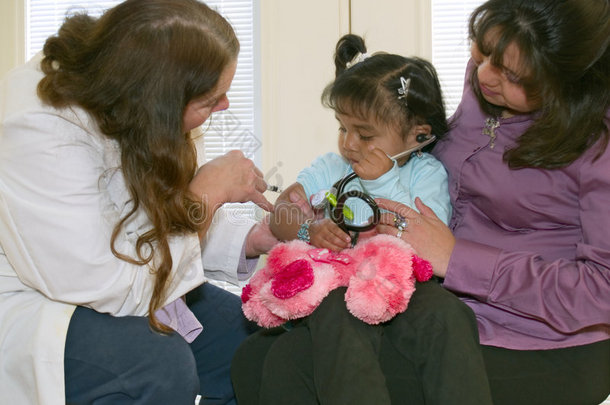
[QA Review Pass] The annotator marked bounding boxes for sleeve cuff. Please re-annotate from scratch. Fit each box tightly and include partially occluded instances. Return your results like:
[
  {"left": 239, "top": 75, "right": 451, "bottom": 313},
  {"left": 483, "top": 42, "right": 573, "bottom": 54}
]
[
  {"left": 237, "top": 242, "right": 259, "bottom": 281},
  {"left": 443, "top": 238, "right": 501, "bottom": 300},
  {"left": 201, "top": 206, "right": 257, "bottom": 285}
]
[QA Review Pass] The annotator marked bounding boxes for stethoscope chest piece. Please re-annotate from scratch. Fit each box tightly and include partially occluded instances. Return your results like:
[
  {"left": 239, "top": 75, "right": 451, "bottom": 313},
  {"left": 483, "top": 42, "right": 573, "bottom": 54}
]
[{"left": 319, "top": 172, "right": 381, "bottom": 246}]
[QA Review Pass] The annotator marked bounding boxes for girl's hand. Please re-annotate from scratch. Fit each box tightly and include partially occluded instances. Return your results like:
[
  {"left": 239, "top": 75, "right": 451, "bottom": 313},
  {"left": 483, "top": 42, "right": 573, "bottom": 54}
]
[
  {"left": 375, "top": 197, "right": 455, "bottom": 277},
  {"left": 309, "top": 218, "right": 352, "bottom": 251},
  {"left": 189, "top": 150, "right": 274, "bottom": 213},
  {"left": 352, "top": 146, "right": 393, "bottom": 180}
]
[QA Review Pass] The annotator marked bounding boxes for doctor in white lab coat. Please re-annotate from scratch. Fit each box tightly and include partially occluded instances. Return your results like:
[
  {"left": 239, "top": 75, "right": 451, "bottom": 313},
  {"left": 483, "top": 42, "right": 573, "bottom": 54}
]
[{"left": 0, "top": 1, "right": 277, "bottom": 404}]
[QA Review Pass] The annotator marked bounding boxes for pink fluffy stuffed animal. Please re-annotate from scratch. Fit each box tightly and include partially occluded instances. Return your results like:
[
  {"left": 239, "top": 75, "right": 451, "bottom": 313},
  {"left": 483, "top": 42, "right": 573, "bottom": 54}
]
[{"left": 241, "top": 234, "right": 433, "bottom": 328}]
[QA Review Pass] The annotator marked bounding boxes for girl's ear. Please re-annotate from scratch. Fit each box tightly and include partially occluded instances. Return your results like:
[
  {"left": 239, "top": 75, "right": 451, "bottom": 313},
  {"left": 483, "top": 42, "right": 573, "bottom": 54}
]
[{"left": 408, "top": 124, "right": 432, "bottom": 141}]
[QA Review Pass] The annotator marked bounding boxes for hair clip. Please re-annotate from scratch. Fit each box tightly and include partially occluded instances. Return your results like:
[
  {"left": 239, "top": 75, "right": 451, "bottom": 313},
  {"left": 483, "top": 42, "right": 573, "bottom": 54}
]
[
  {"left": 346, "top": 52, "right": 369, "bottom": 69},
  {"left": 397, "top": 76, "right": 410, "bottom": 103}
]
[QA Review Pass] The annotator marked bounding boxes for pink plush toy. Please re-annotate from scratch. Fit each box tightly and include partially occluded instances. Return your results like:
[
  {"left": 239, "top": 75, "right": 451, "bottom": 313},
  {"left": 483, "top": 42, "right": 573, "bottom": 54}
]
[{"left": 241, "top": 234, "right": 433, "bottom": 328}]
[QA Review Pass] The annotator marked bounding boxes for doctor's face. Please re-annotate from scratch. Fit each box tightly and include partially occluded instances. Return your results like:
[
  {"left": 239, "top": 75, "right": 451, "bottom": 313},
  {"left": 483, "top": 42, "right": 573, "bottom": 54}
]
[{"left": 182, "top": 61, "right": 237, "bottom": 132}]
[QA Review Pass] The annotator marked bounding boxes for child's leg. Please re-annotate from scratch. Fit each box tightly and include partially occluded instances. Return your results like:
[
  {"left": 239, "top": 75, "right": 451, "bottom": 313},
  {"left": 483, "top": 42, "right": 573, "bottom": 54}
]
[
  {"left": 305, "top": 287, "right": 391, "bottom": 405},
  {"left": 381, "top": 280, "right": 493, "bottom": 405},
  {"left": 64, "top": 306, "right": 199, "bottom": 405},
  {"left": 186, "top": 282, "right": 259, "bottom": 405}
]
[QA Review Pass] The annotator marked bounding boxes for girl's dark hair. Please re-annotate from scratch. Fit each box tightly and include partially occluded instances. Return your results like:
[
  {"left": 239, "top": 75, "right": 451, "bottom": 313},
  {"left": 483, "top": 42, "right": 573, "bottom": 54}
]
[
  {"left": 37, "top": 0, "right": 239, "bottom": 331},
  {"left": 468, "top": 0, "right": 610, "bottom": 169},
  {"left": 322, "top": 34, "right": 448, "bottom": 150}
]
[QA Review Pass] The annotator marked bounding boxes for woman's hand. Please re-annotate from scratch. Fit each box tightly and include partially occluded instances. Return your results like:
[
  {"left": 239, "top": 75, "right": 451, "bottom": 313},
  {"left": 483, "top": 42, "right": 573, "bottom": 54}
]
[
  {"left": 244, "top": 215, "right": 280, "bottom": 257},
  {"left": 189, "top": 150, "right": 274, "bottom": 213},
  {"left": 288, "top": 188, "right": 315, "bottom": 218},
  {"left": 309, "top": 218, "right": 352, "bottom": 251},
  {"left": 375, "top": 197, "right": 455, "bottom": 277}
]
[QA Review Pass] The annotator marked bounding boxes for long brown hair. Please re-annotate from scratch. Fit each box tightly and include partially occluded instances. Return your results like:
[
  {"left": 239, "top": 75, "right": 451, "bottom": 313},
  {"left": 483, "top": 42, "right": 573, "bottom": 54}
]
[
  {"left": 37, "top": 0, "right": 239, "bottom": 331},
  {"left": 468, "top": 0, "right": 610, "bottom": 169}
]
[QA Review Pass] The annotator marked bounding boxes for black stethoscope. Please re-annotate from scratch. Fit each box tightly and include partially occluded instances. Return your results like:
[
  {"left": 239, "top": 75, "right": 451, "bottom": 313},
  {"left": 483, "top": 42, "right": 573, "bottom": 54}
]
[
  {"left": 314, "top": 134, "right": 436, "bottom": 244},
  {"left": 328, "top": 171, "right": 379, "bottom": 233}
]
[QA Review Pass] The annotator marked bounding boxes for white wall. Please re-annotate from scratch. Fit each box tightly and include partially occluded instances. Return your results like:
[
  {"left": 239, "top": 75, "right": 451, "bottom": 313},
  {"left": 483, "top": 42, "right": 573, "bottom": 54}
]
[
  {"left": 0, "top": 1, "right": 25, "bottom": 78},
  {"left": 0, "top": 0, "right": 432, "bottom": 197},
  {"left": 258, "top": 0, "right": 346, "bottom": 195},
  {"left": 259, "top": 0, "right": 431, "bottom": 194},
  {"left": 350, "top": 0, "right": 431, "bottom": 60}
]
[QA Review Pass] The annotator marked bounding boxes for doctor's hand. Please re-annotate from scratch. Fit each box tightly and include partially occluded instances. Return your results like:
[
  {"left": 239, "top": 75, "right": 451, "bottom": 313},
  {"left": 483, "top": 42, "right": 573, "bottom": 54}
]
[
  {"left": 245, "top": 215, "right": 280, "bottom": 257},
  {"left": 375, "top": 197, "right": 455, "bottom": 277},
  {"left": 190, "top": 150, "right": 274, "bottom": 213}
]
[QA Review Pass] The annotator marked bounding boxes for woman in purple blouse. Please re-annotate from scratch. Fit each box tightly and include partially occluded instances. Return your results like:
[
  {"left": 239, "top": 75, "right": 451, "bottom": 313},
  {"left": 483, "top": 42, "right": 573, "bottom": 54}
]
[{"left": 375, "top": 0, "right": 610, "bottom": 403}]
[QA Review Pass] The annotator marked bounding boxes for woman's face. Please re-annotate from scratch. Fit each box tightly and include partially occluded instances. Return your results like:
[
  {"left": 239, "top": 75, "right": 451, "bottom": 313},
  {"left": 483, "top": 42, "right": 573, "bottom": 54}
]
[
  {"left": 471, "top": 40, "right": 539, "bottom": 116},
  {"left": 182, "top": 61, "right": 237, "bottom": 132}
]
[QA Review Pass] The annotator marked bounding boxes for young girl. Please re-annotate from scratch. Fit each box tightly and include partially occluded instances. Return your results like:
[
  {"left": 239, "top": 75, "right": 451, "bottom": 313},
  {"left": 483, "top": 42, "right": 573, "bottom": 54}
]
[
  {"left": 270, "top": 34, "right": 451, "bottom": 250},
  {"left": 232, "top": 35, "right": 493, "bottom": 405}
]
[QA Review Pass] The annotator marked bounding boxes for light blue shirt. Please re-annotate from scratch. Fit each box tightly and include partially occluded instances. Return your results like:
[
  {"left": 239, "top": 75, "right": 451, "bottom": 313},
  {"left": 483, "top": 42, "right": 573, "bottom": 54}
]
[{"left": 297, "top": 152, "right": 451, "bottom": 225}]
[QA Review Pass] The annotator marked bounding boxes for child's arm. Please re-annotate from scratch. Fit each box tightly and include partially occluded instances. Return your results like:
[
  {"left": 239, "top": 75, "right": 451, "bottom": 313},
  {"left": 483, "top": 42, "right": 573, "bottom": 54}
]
[
  {"left": 270, "top": 182, "right": 351, "bottom": 251},
  {"left": 269, "top": 183, "right": 311, "bottom": 241}
]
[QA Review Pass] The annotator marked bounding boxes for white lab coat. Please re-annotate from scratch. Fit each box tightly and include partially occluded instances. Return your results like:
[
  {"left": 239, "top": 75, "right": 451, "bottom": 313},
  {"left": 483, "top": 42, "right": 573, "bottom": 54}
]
[{"left": 0, "top": 55, "right": 255, "bottom": 404}]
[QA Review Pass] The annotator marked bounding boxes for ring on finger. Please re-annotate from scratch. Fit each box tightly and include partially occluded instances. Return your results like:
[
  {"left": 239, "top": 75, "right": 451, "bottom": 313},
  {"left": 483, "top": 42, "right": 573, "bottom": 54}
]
[{"left": 394, "top": 214, "right": 407, "bottom": 231}]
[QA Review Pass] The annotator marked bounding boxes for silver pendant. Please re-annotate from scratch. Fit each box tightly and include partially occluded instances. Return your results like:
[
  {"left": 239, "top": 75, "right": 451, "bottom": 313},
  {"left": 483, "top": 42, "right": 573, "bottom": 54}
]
[{"left": 483, "top": 118, "right": 500, "bottom": 149}]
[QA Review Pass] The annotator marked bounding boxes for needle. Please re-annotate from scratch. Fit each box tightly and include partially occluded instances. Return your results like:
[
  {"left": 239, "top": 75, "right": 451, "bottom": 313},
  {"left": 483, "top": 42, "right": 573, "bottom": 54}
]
[{"left": 266, "top": 184, "right": 282, "bottom": 193}]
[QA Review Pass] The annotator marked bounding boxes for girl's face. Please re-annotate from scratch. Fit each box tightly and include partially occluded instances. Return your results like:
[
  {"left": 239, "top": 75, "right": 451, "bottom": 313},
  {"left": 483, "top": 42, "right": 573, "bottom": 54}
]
[
  {"left": 471, "top": 40, "right": 539, "bottom": 116},
  {"left": 182, "top": 61, "right": 237, "bottom": 132},
  {"left": 336, "top": 112, "right": 421, "bottom": 166}
]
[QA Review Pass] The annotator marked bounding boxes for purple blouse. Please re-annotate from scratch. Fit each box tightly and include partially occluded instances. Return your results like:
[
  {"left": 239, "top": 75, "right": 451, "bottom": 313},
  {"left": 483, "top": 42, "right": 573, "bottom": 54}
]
[{"left": 433, "top": 60, "right": 610, "bottom": 350}]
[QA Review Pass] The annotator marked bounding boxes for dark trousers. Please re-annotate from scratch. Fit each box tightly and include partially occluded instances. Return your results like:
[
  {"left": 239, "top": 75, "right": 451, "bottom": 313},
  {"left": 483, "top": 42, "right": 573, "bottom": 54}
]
[
  {"left": 231, "top": 280, "right": 493, "bottom": 405},
  {"left": 64, "top": 282, "right": 258, "bottom": 405},
  {"left": 481, "top": 339, "right": 610, "bottom": 405},
  {"left": 232, "top": 279, "right": 610, "bottom": 405}
]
